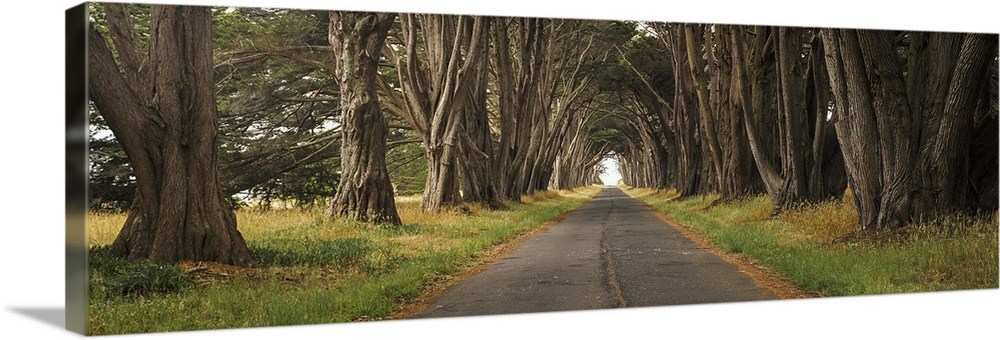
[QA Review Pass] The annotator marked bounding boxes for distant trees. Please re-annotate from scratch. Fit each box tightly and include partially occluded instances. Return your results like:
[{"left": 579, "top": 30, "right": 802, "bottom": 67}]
[
  {"left": 377, "top": 16, "right": 629, "bottom": 211},
  {"left": 613, "top": 32, "right": 674, "bottom": 190},
  {"left": 488, "top": 18, "right": 632, "bottom": 199}
]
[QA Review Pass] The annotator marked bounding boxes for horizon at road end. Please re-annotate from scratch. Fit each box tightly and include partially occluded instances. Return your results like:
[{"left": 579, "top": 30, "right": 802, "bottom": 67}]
[{"left": 600, "top": 157, "right": 622, "bottom": 186}]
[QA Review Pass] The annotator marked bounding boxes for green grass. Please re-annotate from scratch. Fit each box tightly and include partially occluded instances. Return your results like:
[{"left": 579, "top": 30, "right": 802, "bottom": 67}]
[
  {"left": 622, "top": 186, "right": 999, "bottom": 297},
  {"left": 89, "top": 246, "right": 195, "bottom": 299},
  {"left": 86, "top": 186, "right": 600, "bottom": 335}
]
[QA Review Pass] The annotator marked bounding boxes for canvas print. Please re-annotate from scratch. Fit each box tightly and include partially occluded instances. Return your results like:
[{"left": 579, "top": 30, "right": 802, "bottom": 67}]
[{"left": 68, "top": 1, "right": 999, "bottom": 335}]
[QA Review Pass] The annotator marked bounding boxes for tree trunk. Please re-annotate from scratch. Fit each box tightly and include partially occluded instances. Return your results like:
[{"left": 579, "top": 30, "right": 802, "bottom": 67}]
[
  {"left": 921, "top": 33, "right": 998, "bottom": 214},
  {"left": 822, "top": 29, "right": 888, "bottom": 230},
  {"left": 326, "top": 11, "right": 401, "bottom": 225},
  {"left": 824, "top": 29, "right": 997, "bottom": 230},
  {"left": 805, "top": 34, "right": 848, "bottom": 201},
  {"left": 491, "top": 18, "right": 520, "bottom": 200},
  {"left": 712, "top": 26, "right": 764, "bottom": 198},
  {"left": 459, "top": 39, "right": 502, "bottom": 208},
  {"left": 492, "top": 17, "right": 549, "bottom": 200},
  {"left": 732, "top": 26, "right": 846, "bottom": 213},
  {"left": 684, "top": 24, "right": 766, "bottom": 199},
  {"left": 390, "top": 14, "right": 489, "bottom": 213},
  {"left": 968, "top": 105, "right": 998, "bottom": 211},
  {"left": 669, "top": 26, "right": 704, "bottom": 197},
  {"left": 422, "top": 152, "right": 461, "bottom": 213},
  {"left": 774, "top": 26, "right": 811, "bottom": 206},
  {"left": 89, "top": 5, "right": 251, "bottom": 265},
  {"left": 733, "top": 26, "right": 786, "bottom": 208},
  {"left": 684, "top": 24, "right": 726, "bottom": 197}
]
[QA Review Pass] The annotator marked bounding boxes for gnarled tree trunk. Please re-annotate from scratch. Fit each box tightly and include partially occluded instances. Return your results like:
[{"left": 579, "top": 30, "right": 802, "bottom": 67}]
[
  {"left": 459, "top": 37, "right": 502, "bottom": 208},
  {"left": 89, "top": 5, "right": 251, "bottom": 265},
  {"left": 326, "top": 11, "right": 401, "bottom": 225}
]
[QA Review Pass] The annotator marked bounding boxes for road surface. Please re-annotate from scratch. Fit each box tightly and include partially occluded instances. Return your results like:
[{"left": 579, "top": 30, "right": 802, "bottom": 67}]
[{"left": 416, "top": 186, "right": 778, "bottom": 318}]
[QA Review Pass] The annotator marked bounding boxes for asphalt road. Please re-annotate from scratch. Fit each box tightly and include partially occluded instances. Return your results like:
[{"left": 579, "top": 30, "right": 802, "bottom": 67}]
[{"left": 416, "top": 186, "right": 778, "bottom": 318}]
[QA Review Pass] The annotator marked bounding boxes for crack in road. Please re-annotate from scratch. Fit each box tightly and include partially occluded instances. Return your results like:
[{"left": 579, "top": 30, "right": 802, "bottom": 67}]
[{"left": 600, "top": 192, "right": 628, "bottom": 308}]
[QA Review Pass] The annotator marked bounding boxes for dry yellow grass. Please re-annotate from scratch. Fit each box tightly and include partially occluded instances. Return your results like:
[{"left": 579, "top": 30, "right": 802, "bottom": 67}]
[
  {"left": 622, "top": 186, "right": 859, "bottom": 244},
  {"left": 87, "top": 207, "right": 332, "bottom": 247},
  {"left": 777, "top": 199, "right": 859, "bottom": 243},
  {"left": 620, "top": 187, "right": 682, "bottom": 203},
  {"left": 394, "top": 197, "right": 492, "bottom": 226},
  {"left": 87, "top": 213, "right": 128, "bottom": 247},
  {"left": 236, "top": 207, "right": 330, "bottom": 240},
  {"left": 709, "top": 195, "right": 772, "bottom": 226},
  {"left": 520, "top": 190, "right": 562, "bottom": 203}
]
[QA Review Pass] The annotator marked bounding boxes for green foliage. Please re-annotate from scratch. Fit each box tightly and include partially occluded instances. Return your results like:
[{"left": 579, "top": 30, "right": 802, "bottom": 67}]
[
  {"left": 86, "top": 4, "right": 146, "bottom": 211},
  {"left": 87, "top": 3, "right": 151, "bottom": 47},
  {"left": 88, "top": 109, "right": 134, "bottom": 211},
  {"left": 386, "top": 137, "right": 427, "bottom": 196},
  {"left": 212, "top": 7, "right": 346, "bottom": 204},
  {"left": 88, "top": 5, "right": 342, "bottom": 210},
  {"left": 247, "top": 156, "right": 342, "bottom": 209},
  {"left": 212, "top": 7, "right": 325, "bottom": 51},
  {"left": 88, "top": 247, "right": 194, "bottom": 299}
]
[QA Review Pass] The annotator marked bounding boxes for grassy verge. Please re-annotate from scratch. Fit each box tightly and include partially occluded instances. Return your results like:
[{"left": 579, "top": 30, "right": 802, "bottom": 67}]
[
  {"left": 621, "top": 187, "right": 998, "bottom": 297},
  {"left": 86, "top": 186, "right": 601, "bottom": 335}
]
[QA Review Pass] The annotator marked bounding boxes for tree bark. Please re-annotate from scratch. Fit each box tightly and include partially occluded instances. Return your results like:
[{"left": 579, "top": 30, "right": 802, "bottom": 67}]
[
  {"left": 921, "top": 33, "right": 998, "bottom": 214},
  {"left": 819, "top": 29, "right": 998, "bottom": 230},
  {"left": 490, "top": 18, "right": 520, "bottom": 200},
  {"left": 773, "top": 26, "right": 811, "bottom": 206},
  {"left": 326, "top": 11, "right": 401, "bottom": 225},
  {"left": 684, "top": 24, "right": 726, "bottom": 197},
  {"left": 805, "top": 34, "right": 848, "bottom": 201},
  {"left": 823, "top": 29, "right": 887, "bottom": 230},
  {"left": 459, "top": 33, "right": 502, "bottom": 208},
  {"left": 712, "top": 25, "right": 765, "bottom": 198},
  {"left": 89, "top": 5, "right": 252, "bottom": 265},
  {"left": 684, "top": 24, "right": 766, "bottom": 200},
  {"left": 668, "top": 26, "right": 705, "bottom": 197}
]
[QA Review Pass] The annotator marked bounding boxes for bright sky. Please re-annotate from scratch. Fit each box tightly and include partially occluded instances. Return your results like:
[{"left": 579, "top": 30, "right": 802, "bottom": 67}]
[{"left": 599, "top": 157, "right": 622, "bottom": 186}]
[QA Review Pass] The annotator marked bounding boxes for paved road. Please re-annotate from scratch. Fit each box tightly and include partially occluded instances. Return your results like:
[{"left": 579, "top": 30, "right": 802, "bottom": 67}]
[{"left": 416, "top": 186, "right": 777, "bottom": 318}]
